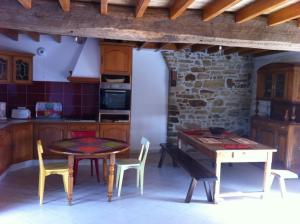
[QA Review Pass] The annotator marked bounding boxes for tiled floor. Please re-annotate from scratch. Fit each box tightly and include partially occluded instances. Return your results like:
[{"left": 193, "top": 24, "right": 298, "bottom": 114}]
[{"left": 0, "top": 154, "right": 300, "bottom": 224}]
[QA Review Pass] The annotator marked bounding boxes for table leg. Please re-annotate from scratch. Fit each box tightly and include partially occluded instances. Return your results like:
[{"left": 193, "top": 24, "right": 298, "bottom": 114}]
[
  {"left": 107, "top": 154, "right": 116, "bottom": 202},
  {"left": 262, "top": 152, "right": 273, "bottom": 198},
  {"left": 214, "top": 154, "right": 221, "bottom": 203},
  {"left": 67, "top": 155, "right": 74, "bottom": 205}
]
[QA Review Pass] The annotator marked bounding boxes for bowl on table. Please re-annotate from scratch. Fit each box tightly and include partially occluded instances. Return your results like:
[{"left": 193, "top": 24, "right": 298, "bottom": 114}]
[{"left": 209, "top": 127, "right": 225, "bottom": 135}]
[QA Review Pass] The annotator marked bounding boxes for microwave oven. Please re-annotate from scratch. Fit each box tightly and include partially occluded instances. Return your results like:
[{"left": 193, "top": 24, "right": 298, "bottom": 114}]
[{"left": 100, "top": 89, "right": 131, "bottom": 110}]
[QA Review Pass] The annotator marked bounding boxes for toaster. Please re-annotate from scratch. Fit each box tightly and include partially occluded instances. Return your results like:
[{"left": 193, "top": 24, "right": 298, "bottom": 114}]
[{"left": 11, "top": 107, "right": 31, "bottom": 119}]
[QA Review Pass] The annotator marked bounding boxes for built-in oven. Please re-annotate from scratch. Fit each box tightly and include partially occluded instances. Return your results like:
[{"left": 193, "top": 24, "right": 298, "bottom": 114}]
[{"left": 100, "top": 89, "right": 131, "bottom": 111}]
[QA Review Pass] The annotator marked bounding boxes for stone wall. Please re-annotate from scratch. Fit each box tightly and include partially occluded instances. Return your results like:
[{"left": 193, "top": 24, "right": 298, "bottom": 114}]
[{"left": 162, "top": 51, "right": 253, "bottom": 143}]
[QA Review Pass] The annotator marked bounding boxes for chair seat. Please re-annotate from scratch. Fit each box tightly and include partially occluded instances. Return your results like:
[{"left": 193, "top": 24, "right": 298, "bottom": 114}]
[
  {"left": 117, "top": 158, "right": 141, "bottom": 166},
  {"left": 44, "top": 162, "right": 68, "bottom": 171}
]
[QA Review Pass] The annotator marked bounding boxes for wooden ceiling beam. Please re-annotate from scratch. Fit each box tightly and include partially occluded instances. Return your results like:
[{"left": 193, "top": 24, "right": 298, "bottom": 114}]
[
  {"left": 17, "top": 0, "right": 32, "bottom": 9},
  {"left": 236, "top": 0, "right": 288, "bottom": 24},
  {"left": 238, "top": 49, "right": 269, "bottom": 56},
  {"left": 223, "top": 47, "right": 241, "bottom": 55},
  {"left": 100, "top": 0, "right": 108, "bottom": 15},
  {"left": 268, "top": 2, "right": 300, "bottom": 26},
  {"left": 176, "top": 43, "right": 193, "bottom": 51},
  {"left": 136, "top": 0, "right": 150, "bottom": 18},
  {"left": 253, "top": 50, "right": 286, "bottom": 57},
  {"left": 59, "top": 0, "right": 70, "bottom": 12},
  {"left": 52, "top": 35, "right": 62, "bottom": 43},
  {"left": 170, "top": 0, "right": 195, "bottom": 20},
  {"left": 0, "top": 28, "right": 19, "bottom": 41},
  {"left": 3, "top": 1, "right": 300, "bottom": 51},
  {"left": 25, "top": 31, "right": 40, "bottom": 42},
  {"left": 202, "top": 0, "right": 240, "bottom": 21}
]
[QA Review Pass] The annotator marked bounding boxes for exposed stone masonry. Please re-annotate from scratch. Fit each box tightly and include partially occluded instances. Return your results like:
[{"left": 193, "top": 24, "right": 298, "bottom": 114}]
[{"left": 162, "top": 51, "right": 253, "bottom": 143}]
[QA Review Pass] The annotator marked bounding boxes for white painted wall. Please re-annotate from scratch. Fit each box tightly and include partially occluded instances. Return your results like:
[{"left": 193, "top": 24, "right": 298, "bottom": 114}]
[
  {"left": 131, "top": 49, "right": 169, "bottom": 151},
  {"left": 0, "top": 34, "right": 169, "bottom": 152}
]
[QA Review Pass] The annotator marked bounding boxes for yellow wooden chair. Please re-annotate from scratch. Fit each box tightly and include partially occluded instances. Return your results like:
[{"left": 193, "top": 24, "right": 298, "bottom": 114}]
[
  {"left": 37, "top": 140, "right": 69, "bottom": 205},
  {"left": 115, "top": 137, "right": 150, "bottom": 197}
]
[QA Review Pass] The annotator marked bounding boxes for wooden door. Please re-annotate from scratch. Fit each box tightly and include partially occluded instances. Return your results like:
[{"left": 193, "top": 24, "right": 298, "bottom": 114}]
[
  {"left": 34, "top": 124, "right": 67, "bottom": 159},
  {"left": 12, "top": 123, "right": 33, "bottom": 163},
  {"left": 12, "top": 56, "right": 32, "bottom": 84},
  {"left": 101, "top": 45, "right": 132, "bottom": 75},
  {"left": 0, "top": 128, "right": 12, "bottom": 175},
  {"left": 0, "top": 54, "right": 12, "bottom": 84}
]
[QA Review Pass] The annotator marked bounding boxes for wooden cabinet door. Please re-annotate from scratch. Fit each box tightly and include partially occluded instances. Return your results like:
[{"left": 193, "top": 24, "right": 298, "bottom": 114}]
[
  {"left": 275, "top": 131, "right": 288, "bottom": 165},
  {"left": 99, "top": 124, "right": 129, "bottom": 142},
  {"left": 12, "top": 56, "right": 32, "bottom": 84},
  {"left": 0, "top": 128, "right": 12, "bottom": 175},
  {"left": 273, "top": 73, "right": 288, "bottom": 100},
  {"left": 101, "top": 45, "right": 132, "bottom": 75},
  {"left": 67, "top": 124, "right": 99, "bottom": 138},
  {"left": 0, "top": 54, "right": 12, "bottom": 84},
  {"left": 256, "top": 127, "right": 275, "bottom": 147},
  {"left": 257, "top": 73, "right": 273, "bottom": 100},
  {"left": 12, "top": 123, "right": 33, "bottom": 163},
  {"left": 34, "top": 124, "right": 67, "bottom": 159}
]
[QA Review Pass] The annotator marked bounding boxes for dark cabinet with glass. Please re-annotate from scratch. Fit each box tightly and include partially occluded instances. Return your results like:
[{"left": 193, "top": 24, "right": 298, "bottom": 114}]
[
  {"left": 0, "top": 51, "right": 33, "bottom": 84},
  {"left": 257, "top": 63, "right": 300, "bottom": 102}
]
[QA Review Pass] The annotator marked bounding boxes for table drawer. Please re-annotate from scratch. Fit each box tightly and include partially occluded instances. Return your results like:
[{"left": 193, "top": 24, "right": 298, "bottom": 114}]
[{"left": 219, "top": 150, "right": 269, "bottom": 163}]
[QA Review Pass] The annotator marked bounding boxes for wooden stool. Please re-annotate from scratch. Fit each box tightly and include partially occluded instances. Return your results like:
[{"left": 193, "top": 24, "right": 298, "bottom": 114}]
[{"left": 270, "top": 169, "right": 298, "bottom": 198}]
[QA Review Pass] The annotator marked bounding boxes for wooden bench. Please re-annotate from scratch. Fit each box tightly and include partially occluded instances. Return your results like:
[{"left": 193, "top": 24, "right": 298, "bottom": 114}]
[
  {"left": 158, "top": 143, "right": 217, "bottom": 203},
  {"left": 270, "top": 169, "right": 298, "bottom": 198}
]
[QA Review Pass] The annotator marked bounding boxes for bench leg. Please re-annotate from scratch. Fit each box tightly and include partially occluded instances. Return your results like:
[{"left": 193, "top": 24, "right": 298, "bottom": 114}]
[
  {"left": 185, "top": 178, "right": 197, "bottom": 203},
  {"left": 203, "top": 181, "right": 214, "bottom": 202},
  {"left": 158, "top": 148, "right": 167, "bottom": 168},
  {"left": 279, "top": 177, "right": 287, "bottom": 199}
]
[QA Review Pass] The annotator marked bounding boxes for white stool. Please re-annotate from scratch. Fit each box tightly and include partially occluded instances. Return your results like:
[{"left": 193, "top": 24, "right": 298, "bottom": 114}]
[{"left": 270, "top": 169, "right": 298, "bottom": 198}]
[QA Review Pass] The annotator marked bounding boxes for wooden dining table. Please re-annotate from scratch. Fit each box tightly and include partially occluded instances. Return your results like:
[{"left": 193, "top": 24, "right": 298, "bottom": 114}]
[
  {"left": 177, "top": 130, "right": 277, "bottom": 203},
  {"left": 49, "top": 137, "right": 129, "bottom": 204}
]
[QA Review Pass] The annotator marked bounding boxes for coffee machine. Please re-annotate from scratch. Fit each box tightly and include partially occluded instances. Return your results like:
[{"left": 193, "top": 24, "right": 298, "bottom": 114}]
[{"left": 0, "top": 102, "right": 7, "bottom": 120}]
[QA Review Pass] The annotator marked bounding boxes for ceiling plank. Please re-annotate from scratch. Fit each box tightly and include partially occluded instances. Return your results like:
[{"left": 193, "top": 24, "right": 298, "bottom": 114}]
[
  {"left": 137, "top": 42, "right": 148, "bottom": 50},
  {"left": 176, "top": 43, "right": 193, "bottom": 51},
  {"left": 155, "top": 43, "right": 170, "bottom": 51},
  {"left": 224, "top": 47, "right": 241, "bottom": 55},
  {"left": 191, "top": 44, "right": 212, "bottom": 52},
  {"left": 0, "top": 28, "right": 19, "bottom": 41},
  {"left": 17, "top": 0, "right": 32, "bottom": 9},
  {"left": 3, "top": 1, "right": 300, "bottom": 51},
  {"left": 170, "top": 0, "right": 195, "bottom": 20},
  {"left": 136, "top": 0, "right": 150, "bottom": 18},
  {"left": 100, "top": 0, "right": 108, "bottom": 15},
  {"left": 268, "top": 2, "right": 300, "bottom": 26},
  {"left": 52, "top": 35, "right": 62, "bottom": 43},
  {"left": 236, "top": 0, "right": 288, "bottom": 24},
  {"left": 25, "top": 31, "right": 40, "bottom": 42},
  {"left": 202, "top": 0, "right": 241, "bottom": 21},
  {"left": 254, "top": 50, "right": 286, "bottom": 57},
  {"left": 59, "top": 0, "right": 70, "bottom": 12},
  {"left": 238, "top": 49, "right": 269, "bottom": 56}
]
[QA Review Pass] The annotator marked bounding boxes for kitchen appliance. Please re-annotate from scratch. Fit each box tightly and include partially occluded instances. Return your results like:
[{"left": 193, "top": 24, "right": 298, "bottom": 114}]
[
  {"left": 11, "top": 107, "right": 31, "bottom": 119},
  {"left": 35, "top": 102, "right": 62, "bottom": 119},
  {"left": 0, "top": 102, "right": 7, "bottom": 120},
  {"left": 100, "top": 89, "right": 131, "bottom": 110}
]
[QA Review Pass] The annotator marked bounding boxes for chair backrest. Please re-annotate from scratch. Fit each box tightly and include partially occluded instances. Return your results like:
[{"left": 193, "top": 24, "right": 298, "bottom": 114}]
[
  {"left": 138, "top": 137, "right": 150, "bottom": 167},
  {"left": 70, "top": 130, "right": 97, "bottom": 138},
  {"left": 37, "top": 140, "right": 45, "bottom": 171}
]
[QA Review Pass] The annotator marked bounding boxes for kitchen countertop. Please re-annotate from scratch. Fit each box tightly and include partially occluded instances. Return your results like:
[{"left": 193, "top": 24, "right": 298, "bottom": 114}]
[{"left": 0, "top": 118, "right": 99, "bottom": 129}]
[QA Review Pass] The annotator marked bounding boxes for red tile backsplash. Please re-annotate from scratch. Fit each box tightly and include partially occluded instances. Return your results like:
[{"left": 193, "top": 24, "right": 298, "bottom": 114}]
[{"left": 0, "top": 81, "right": 99, "bottom": 119}]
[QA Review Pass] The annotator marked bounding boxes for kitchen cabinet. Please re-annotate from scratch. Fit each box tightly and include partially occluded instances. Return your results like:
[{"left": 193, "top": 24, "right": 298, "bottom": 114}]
[
  {"left": 67, "top": 123, "right": 99, "bottom": 137},
  {"left": 0, "top": 51, "right": 33, "bottom": 84},
  {"left": 100, "top": 43, "right": 132, "bottom": 76},
  {"left": 0, "top": 128, "right": 12, "bottom": 175},
  {"left": 257, "top": 63, "right": 300, "bottom": 102},
  {"left": 12, "top": 123, "right": 33, "bottom": 163},
  {"left": 0, "top": 54, "right": 12, "bottom": 84},
  {"left": 251, "top": 116, "right": 300, "bottom": 169},
  {"left": 34, "top": 123, "right": 67, "bottom": 159},
  {"left": 99, "top": 123, "right": 130, "bottom": 157}
]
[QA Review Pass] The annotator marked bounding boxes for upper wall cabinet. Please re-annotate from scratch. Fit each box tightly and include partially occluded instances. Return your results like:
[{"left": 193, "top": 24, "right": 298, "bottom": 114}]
[
  {"left": 100, "top": 43, "right": 132, "bottom": 76},
  {"left": 0, "top": 51, "right": 33, "bottom": 84},
  {"left": 257, "top": 63, "right": 300, "bottom": 102}
]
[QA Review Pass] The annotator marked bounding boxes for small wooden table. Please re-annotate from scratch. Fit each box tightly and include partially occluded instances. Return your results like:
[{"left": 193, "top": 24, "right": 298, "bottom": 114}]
[
  {"left": 177, "top": 130, "right": 277, "bottom": 203},
  {"left": 49, "top": 137, "right": 129, "bottom": 204}
]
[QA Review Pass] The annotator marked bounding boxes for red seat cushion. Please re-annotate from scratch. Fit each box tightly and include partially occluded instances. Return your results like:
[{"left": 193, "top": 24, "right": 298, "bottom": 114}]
[{"left": 71, "top": 131, "right": 97, "bottom": 138}]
